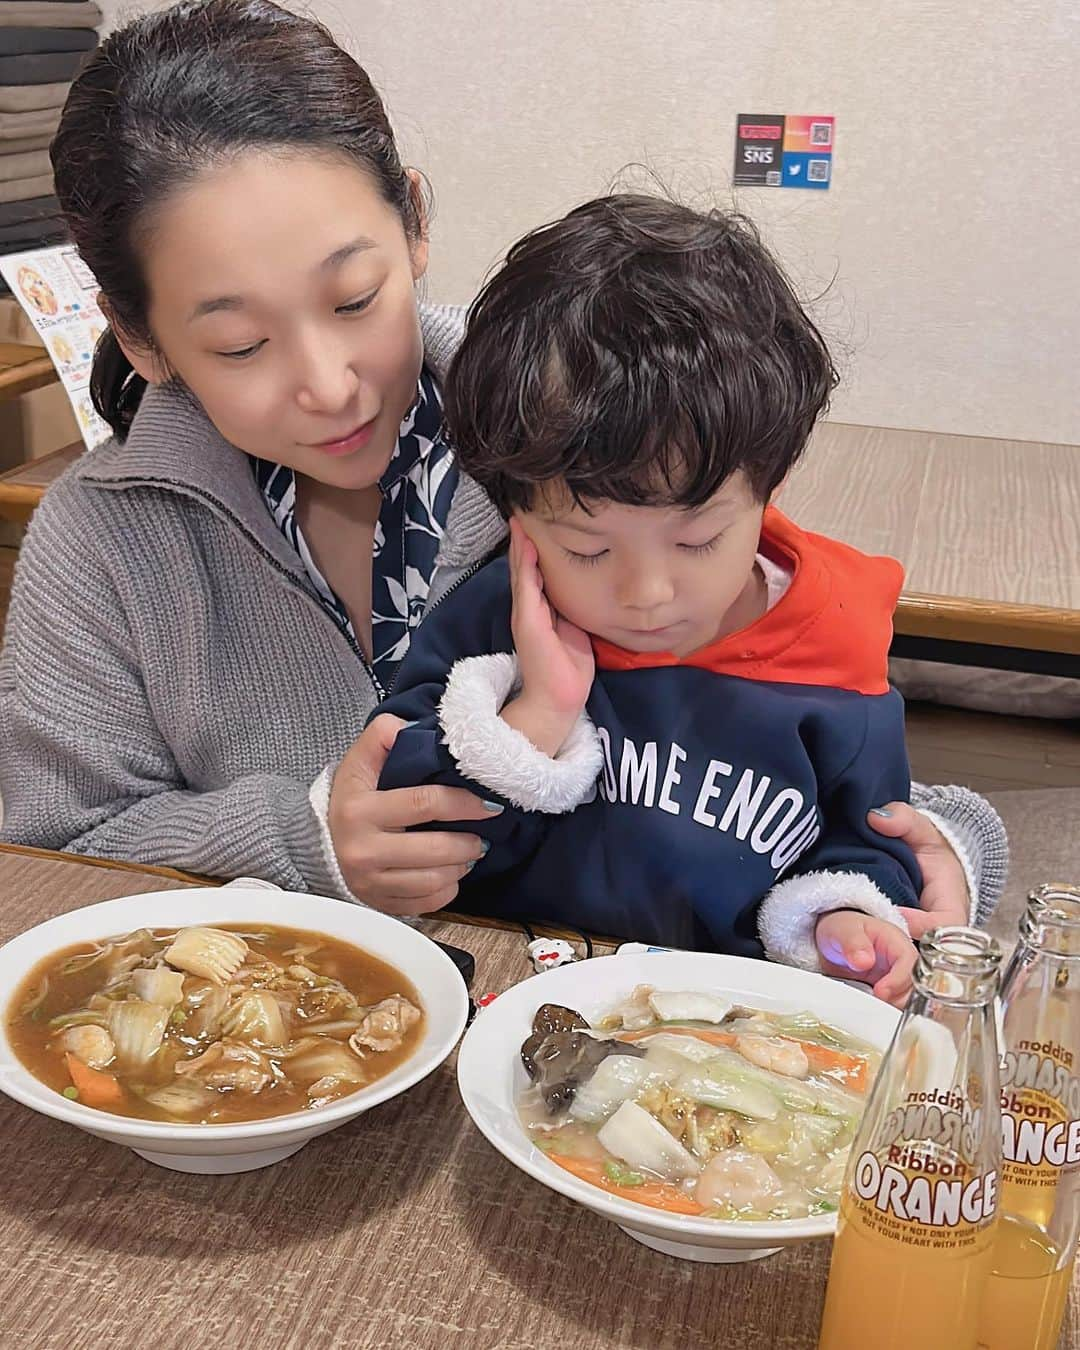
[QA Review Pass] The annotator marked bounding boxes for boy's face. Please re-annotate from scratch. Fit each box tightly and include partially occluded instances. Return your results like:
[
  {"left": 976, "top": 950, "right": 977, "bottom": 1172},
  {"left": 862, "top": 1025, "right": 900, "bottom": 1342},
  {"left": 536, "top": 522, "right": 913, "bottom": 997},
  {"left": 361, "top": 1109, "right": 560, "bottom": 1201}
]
[{"left": 517, "top": 471, "right": 768, "bottom": 658}]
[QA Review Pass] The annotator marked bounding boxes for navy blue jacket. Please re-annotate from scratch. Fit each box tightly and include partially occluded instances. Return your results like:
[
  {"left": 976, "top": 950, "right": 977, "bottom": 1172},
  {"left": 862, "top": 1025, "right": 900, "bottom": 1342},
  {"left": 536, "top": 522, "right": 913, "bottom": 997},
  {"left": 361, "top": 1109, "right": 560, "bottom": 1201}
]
[{"left": 376, "top": 509, "right": 920, "bottom": 955}]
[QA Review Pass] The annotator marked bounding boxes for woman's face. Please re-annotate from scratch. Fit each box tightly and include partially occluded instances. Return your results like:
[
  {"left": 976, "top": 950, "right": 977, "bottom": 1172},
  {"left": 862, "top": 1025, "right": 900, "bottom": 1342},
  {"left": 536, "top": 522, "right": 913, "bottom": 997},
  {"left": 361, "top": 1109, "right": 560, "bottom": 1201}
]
[{"left": 128, "top": 150, "right": 428, "bottom": 488}]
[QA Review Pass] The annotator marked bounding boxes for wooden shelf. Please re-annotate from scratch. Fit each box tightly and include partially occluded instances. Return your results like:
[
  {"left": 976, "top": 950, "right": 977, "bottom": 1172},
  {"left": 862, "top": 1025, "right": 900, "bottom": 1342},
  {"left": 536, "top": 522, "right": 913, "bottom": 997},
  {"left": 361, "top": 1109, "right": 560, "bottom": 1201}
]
[
  {"left": 0, "top": 441, "right": 82, "bottom": 525},
  {"left": 0, "top": 341, "right": 59, "bottom": 401}
]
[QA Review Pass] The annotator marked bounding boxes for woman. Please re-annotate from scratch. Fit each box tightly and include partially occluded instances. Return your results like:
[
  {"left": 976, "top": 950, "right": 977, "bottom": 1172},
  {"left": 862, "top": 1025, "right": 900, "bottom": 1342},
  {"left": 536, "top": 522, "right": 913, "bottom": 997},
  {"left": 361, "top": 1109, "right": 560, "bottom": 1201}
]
[{"left": 0, "top": 0, "right": 1004, "bottom": 931}]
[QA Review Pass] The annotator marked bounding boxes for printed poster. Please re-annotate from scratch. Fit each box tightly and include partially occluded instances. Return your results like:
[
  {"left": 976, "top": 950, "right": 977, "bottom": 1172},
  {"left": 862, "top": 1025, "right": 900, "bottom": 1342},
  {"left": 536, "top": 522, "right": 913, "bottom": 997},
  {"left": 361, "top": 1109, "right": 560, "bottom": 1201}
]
[
  {"left": 0, "top": 244, "right": 111, "bottom": 449},
  {"left": 734, "top": 114, "right": 834, "bottom": 190}
]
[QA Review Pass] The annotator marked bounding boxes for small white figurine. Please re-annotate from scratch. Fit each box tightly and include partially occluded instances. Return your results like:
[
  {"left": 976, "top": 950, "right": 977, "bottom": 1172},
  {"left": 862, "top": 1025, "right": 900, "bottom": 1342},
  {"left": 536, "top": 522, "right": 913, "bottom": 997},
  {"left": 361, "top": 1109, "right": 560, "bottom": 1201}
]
[{"left": 526, "top": 937, "right": 577, "bottom": 973}]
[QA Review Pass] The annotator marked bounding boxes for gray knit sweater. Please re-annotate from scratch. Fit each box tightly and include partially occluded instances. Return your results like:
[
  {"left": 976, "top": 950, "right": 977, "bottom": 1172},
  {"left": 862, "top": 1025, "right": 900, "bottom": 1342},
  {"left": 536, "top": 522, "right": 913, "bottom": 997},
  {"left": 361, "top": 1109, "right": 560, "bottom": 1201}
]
[
  {"left": 0, "top": 303, "right": 1008, "bottom": 914},
  {"left": 0, "top": 305, "right": 506, "bottom": 896}
]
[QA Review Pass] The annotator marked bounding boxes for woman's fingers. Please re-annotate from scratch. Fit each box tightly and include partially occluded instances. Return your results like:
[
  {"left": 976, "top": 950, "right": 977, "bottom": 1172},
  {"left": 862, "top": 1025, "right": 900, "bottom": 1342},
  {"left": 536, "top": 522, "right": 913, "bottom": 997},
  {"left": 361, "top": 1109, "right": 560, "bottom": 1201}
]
[
  {"left": 373, "top": 862, "right": 477, "bottom": 900},
  {"left": 375, "top": 886, "right": 463, "bottom": 918},
  {"left": 369, "top": 782, "right": 502, "bottom": 830}
]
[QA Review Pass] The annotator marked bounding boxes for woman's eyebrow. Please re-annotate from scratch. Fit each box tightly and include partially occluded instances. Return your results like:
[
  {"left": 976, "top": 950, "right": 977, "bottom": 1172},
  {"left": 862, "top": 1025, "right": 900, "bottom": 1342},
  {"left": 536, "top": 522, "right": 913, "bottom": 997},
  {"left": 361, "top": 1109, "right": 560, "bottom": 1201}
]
[
  {"left": 319, "top": 236, "right": 378, "bottom": 271},
  {"left": 189, "top": 294, "right": 245, "bottom": 322},
  {"left": 188, "top": 237, "right": 380, "bottom": 322}
]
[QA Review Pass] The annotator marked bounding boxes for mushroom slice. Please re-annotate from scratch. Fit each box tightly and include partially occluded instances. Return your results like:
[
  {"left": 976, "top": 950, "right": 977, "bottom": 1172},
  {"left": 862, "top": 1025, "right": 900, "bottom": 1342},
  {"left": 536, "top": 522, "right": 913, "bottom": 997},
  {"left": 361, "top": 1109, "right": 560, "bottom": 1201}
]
[{"left": 164, "top": 928, "right": 248, "bottom": 985}]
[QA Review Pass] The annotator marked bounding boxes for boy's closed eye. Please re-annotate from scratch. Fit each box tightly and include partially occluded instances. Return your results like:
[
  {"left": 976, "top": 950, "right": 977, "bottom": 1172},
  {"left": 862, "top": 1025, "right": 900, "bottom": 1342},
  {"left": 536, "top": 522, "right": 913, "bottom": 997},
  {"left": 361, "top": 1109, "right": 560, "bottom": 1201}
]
[{"left": 560, "top": 530, "right": 728, "bottom": 566}]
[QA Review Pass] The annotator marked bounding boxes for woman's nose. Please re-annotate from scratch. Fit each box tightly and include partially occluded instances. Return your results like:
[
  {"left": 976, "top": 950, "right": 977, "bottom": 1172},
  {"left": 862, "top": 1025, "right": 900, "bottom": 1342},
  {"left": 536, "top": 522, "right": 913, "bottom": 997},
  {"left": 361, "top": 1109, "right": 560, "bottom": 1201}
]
[{"left": 294, "top": 344, "right": 360, "bottom": 417}]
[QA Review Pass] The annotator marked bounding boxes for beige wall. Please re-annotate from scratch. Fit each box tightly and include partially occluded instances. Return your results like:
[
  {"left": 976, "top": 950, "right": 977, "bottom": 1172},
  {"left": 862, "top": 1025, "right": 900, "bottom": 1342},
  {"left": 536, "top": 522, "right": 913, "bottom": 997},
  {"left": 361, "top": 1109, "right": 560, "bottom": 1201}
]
[{"left": 100, "top": 1, "right": 1080, "bottom": 444}]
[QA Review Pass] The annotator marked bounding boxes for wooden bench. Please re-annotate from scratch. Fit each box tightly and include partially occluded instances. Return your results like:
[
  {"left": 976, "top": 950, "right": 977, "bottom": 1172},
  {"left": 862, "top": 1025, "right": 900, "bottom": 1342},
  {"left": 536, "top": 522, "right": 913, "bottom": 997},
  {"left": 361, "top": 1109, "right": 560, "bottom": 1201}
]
[
  {"left": 1, "top": 420, "right": 1078, "bottom": 676},
  {"left": 784, "top": 422, "right": 1080, "bottom": 678}
]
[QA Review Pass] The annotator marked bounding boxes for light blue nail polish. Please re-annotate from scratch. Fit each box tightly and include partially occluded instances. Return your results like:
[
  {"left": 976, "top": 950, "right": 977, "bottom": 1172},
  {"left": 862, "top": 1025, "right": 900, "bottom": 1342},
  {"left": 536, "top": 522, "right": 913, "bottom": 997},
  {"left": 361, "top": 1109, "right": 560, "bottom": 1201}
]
[
  {"left": 870, "top": 806, "right": 893, "bottom": 818},
  {"left": 482, "top": 800, "right": 504, "bottom": 813},
  {"left": 481, "top": 839, "right": 492, "bottom": 856}
]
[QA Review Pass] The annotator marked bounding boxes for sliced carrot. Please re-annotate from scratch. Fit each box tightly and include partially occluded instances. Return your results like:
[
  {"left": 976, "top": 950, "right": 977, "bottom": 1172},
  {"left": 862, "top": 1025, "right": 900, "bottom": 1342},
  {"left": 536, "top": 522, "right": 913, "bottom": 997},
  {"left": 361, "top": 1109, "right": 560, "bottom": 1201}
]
[
  {"left": 616, "top": 1024, "right": 870, "bottom": 1094},
  {"left": 617, "top": 1025, "right": 737, "bottom": 1048},
  {"left": 546, "top": 1154, "right": 705, "bottom": 1215},
  {"left": 64, "top": 1052, "right": 126, "bottom": 1110},
  {"left": 799, "top": 1042, "right": 869, "bottom": 1094}
]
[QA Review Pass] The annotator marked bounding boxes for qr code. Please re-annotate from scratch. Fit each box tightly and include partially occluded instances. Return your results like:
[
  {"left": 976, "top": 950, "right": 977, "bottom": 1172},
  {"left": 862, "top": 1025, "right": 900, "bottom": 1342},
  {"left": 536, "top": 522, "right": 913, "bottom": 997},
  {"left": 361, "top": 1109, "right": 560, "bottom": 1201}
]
[
  {"left": 808, "top": 159, "right": 831, "bottom": 182},
  {"left": 765, "top": 170, "right": 782, "bottom": 186},
  {"left": 810, "top": 122, "right": 832, "bottom": 146}
]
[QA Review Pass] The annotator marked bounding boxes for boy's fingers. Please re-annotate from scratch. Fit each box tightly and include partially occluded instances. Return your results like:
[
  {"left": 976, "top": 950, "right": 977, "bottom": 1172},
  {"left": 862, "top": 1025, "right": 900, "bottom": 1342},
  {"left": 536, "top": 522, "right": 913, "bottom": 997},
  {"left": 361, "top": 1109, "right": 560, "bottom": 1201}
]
[
  {"left": 872, "top": 935, "right": 917, "bottom": 1007},
  {"left": 841, "top": 938, "right": 876, "bottom": 972},
  {"left": 897, "top": 907, "right": 940, "bottom": 939}
]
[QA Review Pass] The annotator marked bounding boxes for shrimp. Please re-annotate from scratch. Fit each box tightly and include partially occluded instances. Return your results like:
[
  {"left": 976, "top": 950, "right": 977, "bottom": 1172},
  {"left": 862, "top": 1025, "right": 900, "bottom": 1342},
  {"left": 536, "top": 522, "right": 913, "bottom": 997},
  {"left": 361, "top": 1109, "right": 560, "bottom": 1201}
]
[
  {"left": 694, "top": 1148, "right": 784, "bottom": 1211},
  {"left": 58, "top": 1024, "right": 115, "bottom": 1070},
  {"left": 735, "top": 1034, "right": 809, "bottom": 1079}
]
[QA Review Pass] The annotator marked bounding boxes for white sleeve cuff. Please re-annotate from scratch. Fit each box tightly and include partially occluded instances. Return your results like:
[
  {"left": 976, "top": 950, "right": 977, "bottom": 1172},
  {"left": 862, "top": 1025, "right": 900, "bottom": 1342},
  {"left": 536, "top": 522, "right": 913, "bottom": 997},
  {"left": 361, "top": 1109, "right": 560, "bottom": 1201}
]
[
  {"left": 758, "top": 870, "right": 910, "bottom": 971},
  {"left": 308, "top": 764, "right": 363, "bottom": 904},
  {"left": 915, "top": 807, "right": 978, "bottom": 924},
  {"left": 439, "top": 652, "right": 602, "bottom": 814}
]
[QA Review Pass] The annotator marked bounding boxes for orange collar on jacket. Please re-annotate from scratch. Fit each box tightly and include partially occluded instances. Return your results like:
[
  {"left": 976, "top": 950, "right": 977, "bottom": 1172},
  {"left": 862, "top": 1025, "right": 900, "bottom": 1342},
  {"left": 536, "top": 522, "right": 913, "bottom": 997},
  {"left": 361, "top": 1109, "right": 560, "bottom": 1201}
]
[{"left": 591, "top": 507, "right": 903, "bottom": 696}]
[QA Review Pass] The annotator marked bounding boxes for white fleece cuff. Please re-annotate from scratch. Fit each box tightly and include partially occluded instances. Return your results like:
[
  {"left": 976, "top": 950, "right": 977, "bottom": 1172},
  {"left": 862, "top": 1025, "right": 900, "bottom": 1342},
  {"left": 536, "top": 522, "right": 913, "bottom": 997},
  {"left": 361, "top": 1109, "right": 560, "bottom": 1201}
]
[
  {"left": 308, "top": 764, "right": 363, "bottom": 904},
  {"left": 915, "top": 807, "right": 979, "bottom": 924},
  {"left": 439, "top": 652, "right": 602, "bottom": 814},
  {"left": 758, "top": 870, "right": 910, "bottom": 971}
]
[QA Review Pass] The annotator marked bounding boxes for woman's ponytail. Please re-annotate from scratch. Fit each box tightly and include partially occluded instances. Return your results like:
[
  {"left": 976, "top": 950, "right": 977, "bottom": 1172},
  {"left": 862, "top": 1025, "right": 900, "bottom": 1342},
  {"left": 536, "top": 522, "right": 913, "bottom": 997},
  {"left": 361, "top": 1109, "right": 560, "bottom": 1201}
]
[{"left": 90, "top": 329, "right": 147, "bottom": 440}]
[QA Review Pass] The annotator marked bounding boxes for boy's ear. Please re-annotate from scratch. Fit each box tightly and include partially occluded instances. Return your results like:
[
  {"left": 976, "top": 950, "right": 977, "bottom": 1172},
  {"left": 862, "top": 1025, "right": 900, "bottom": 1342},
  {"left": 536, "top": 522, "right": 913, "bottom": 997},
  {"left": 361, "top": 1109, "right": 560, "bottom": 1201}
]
[{"left": 99, "top": 295, "right": 168, "bottom": 385}]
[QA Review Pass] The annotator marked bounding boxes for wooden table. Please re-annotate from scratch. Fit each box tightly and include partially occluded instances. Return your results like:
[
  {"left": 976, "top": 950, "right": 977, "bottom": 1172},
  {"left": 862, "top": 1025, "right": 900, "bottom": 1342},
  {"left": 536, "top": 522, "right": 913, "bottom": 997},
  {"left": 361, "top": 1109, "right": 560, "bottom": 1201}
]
[
  {"left": 0, "top": 846, "right": 836, "bottom": 1350},
  {"left": 785, "top": 422, "right": 1080, "bottom": 677},
  {"left": 0, "top": 340, "right": 57, "bottom": 402},
  {"left": 0, "top": 845, "right": 1076, "bottom": 1349}
]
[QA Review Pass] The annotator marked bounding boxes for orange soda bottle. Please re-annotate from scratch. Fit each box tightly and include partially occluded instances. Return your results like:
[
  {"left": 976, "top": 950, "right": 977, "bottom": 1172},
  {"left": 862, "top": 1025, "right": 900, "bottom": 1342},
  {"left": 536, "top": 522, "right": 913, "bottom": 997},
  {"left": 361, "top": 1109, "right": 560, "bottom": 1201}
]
[
  {"left": 977, "top": 883, "right": 1080, "bottom": 1350},
  {"left": 818, "top": 927, "right": 1003, "bottom": 1350}
]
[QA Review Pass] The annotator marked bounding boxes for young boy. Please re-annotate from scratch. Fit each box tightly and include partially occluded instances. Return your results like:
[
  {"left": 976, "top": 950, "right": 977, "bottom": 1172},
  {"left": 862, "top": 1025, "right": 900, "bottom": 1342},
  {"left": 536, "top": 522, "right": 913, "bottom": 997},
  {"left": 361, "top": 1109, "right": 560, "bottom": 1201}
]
[{"left": 375, "top": 194, "right": 953, "bottom": 1003}]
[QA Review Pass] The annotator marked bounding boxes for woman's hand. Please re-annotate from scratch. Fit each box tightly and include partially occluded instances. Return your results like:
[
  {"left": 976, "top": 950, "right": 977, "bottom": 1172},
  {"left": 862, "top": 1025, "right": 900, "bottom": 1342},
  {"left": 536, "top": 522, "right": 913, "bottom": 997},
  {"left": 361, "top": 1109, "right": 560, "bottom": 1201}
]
[
  {"left": 327, "top": 714, "right": 497, "bottom": 916},
  {"left": 867, "top": 802, "right": 970, "bottom": 938},
  {"left": 501, "top": 517, "right": 595, "bottom": 756}
]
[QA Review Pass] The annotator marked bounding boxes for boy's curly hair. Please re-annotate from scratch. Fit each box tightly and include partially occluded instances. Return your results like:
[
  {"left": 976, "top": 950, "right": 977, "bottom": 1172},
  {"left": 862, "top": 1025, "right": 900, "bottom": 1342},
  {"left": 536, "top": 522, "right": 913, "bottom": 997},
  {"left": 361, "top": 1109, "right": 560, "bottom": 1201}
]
[{"left": 444, "top": 193, "right": 838, "bottom": 514}]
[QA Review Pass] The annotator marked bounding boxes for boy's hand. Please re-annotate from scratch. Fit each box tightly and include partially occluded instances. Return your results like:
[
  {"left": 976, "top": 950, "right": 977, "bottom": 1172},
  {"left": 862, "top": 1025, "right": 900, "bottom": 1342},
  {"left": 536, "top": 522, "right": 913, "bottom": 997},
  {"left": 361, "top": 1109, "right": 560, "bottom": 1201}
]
[
  {"left": 502, "top": 517, "right": 595, "bottom": 755},
  {"left": 815, "top": 909, "right": 917, "bottom": 1009}
]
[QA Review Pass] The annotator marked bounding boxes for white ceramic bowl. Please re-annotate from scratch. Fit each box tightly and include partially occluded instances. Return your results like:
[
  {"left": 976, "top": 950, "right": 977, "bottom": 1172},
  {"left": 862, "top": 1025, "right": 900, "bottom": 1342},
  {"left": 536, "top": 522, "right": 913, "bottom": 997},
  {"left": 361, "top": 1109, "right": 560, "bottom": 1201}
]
[
  {"left": 0, "top": 888, "right": 469, "bottom": 1173},
  {"left": 457, "top": 949, "right": 900, "bottom": 1263}
]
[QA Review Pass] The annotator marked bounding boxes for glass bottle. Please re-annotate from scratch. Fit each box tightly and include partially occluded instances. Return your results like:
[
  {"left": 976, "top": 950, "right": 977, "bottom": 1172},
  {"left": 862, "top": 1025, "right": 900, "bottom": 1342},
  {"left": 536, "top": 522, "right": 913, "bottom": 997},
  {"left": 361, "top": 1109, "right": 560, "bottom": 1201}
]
[
  {"left": 977, "top": 883, "right": 1080, "bottom": 1350},
  {"left": 818, "top": 927, "right": 1003, "bottom": 1350}
]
